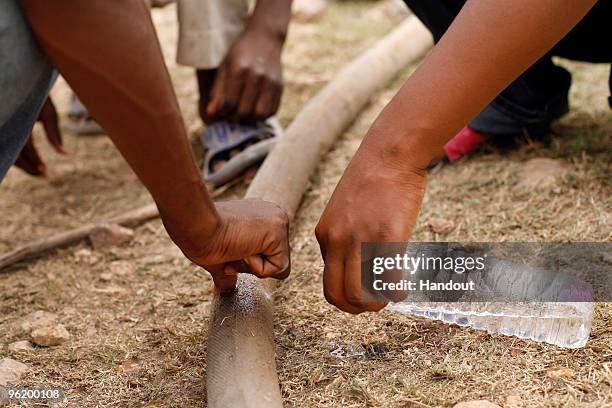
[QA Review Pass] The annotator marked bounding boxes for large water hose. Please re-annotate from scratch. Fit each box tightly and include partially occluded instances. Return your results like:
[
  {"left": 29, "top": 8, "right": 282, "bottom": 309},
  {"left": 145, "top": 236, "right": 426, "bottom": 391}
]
[{"left": 206, "top": 16, "right": 433, "bottom": 408}]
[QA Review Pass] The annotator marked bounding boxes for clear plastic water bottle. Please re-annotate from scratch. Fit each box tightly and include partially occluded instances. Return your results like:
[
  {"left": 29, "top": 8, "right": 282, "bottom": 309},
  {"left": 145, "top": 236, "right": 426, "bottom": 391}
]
[
  {"left": 383, "top": 243, "right": 594, "bottom": 348},
  {"left": 386, "top": 301, "right": 593, "bottom": 348}
]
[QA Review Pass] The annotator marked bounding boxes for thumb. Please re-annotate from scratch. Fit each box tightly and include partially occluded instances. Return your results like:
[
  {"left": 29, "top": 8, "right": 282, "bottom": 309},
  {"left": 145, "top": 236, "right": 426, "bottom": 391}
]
[{"left": 211, "top": 270, "right": 237, "bottom": 295}]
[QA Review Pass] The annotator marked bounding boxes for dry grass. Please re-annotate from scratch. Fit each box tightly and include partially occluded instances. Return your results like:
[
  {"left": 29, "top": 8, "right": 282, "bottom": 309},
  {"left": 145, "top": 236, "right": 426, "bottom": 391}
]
[
  {"left": 276, "top": 56, "right": 611, "bottom": 407},
  {"left": 0, "top": 1, "right": 610, "bottom": 407}
]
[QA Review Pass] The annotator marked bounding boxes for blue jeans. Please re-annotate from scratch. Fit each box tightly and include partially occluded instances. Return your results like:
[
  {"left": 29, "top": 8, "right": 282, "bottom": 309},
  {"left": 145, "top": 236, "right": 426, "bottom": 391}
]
[
  {"left": 0, "top": 0, "right": 55, "bottom": 181},
  {"left": 403, "top": 0, "right": 612, "bottom": 136}
]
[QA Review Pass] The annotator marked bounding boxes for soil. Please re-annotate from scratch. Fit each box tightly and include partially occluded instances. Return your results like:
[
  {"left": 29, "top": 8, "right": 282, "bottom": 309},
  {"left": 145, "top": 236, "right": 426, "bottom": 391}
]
[{"left": 0, "top": 1, "right": 610, "bottom": 407}]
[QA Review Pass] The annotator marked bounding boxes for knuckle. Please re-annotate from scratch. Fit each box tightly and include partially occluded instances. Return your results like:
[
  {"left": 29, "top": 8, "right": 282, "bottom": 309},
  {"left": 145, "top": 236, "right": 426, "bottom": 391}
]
[
  {"left": 277, "top": 214, "right": 289, "bottom": 229},
  {"left": 279, "top": 209, "right": 290, "bottom": 223},
  {"left": 231, "top": 60, "right": 249, "bottom": 75},
  {"left": 252, "top": 69, "right": 266, "bottom": 81},
  {"left": 269, "top": 77, "right": 282, "bottom": 90},
  {"left": 325, "top": 228, "right": 345, "bottom": 246},
  {"left": 271, "top": 215, "right": 288, "bottom": 231},
  {"left": 271, "top": 205, "right": 289, "bottom": 222},
  {"left": 314, "top": 223, "right": 327, "bottom": 243},
  {"left": 260, "top": 73, "right": 275, "bottom": 85}
]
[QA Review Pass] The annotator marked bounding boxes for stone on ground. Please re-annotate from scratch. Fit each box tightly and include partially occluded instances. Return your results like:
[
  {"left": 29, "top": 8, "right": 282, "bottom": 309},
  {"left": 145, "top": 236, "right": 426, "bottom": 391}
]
[
  {"left": 31, "top": 324, "right": 71, "bottom": 347},
  {"left": 74, "top": 248, "right": 99, "bottom": 265},
  {"left": 426, "top": 217, "right": 456, "bottom": 234},
  {"left": 89, "top": 224, "right": 134, "bottom": 249},
  {"left": 19, "top": 310, "right": 58, "bottom": 333},
  {"left": 8, "top": 340, "right": 34, "bottom": 353},
  {"left": 0, "top": 358, "right": 29, "bottom": 386}
]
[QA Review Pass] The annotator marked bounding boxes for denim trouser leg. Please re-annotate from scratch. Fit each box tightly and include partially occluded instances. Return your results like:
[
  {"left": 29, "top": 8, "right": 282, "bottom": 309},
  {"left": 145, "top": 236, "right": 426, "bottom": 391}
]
[
  {"left": 0, "top": 0, "right": 55, "bottom": 181},
  {"left": 403, "top": 0, "right": 612, "bottom": 136},
  {"left": 0, "top": 72, "right": 56, "bottom": 181}
]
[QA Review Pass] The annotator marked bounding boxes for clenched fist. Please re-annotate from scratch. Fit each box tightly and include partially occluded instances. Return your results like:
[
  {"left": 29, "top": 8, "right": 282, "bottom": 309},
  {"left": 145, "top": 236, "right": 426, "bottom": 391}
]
[{"left": 172, "top": 199, "right": 291, "bottom": 293}]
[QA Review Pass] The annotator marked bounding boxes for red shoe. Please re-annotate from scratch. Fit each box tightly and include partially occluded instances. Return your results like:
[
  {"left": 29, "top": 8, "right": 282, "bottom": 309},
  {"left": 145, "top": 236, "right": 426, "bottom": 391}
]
[{"left": 443, "top": 126, "right": 489, "bottom": 161}]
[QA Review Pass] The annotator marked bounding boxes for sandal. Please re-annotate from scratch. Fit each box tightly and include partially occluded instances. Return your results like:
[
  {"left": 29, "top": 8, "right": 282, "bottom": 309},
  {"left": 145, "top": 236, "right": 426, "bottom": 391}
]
[{"left": 200, "top": 117, "right": 283, "bottom": 186}]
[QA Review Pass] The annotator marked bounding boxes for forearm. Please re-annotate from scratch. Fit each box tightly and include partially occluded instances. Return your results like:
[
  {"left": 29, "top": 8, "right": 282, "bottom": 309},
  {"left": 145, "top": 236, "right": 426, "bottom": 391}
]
[
  {"left": 19, "top": 0, "right": 219, "bottom": 247},
  {"left": 363, "top": 0, "right": 597, "bottom": 171},
  {"left": 248, "top": 0, "right": 293, "bottom": 43}
]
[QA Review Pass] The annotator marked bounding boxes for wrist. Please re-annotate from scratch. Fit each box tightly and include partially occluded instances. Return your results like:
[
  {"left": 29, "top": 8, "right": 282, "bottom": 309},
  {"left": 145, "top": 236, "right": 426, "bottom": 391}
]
[
  {"left": 156, "top": 181, "right": 221, "bottom": 255},
  {"left": 360, "top": 124, "right": 435, "bottom": 178},
  {"left": 245, "top": 16, "right": 288, "bottom": 45}
]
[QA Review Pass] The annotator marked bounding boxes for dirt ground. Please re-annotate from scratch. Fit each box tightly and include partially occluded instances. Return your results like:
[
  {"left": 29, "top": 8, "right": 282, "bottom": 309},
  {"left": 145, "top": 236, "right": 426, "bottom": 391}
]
[{"left": 0, "top": 1, "right": 610, "bottom": 407}]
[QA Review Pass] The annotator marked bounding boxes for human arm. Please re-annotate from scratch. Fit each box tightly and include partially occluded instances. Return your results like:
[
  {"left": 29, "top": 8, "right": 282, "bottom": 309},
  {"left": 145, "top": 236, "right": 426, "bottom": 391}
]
[
  {"left": 316, "top": 0, "right": 598, "bottom": 313},
  {"left": 19, "top": 0, "right": 290, "bottom": 290}
]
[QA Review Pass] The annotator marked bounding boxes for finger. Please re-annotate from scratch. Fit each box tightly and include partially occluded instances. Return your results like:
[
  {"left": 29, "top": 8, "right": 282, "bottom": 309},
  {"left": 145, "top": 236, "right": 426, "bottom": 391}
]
[
  {"left": 245, "top": 210, "right": 291, "bottom": 279},
  {"left": 209, "top": 64, "right": 245, "bottom": 119},
  {"left": 206, "top": 67, "right": 227, "bottom": 118},
  {"left": 223, "top": 261, "right": 246, "bottom": 276},
  {"left": 242, "top": 251, "right": 290, "bottom": 280},
  {"left": 17, "top": 137, "right": 46, "bottom": 177},
  {"left": 270, "top": 83, "right": 283, "bottom": 118},
  {"left": 253, "top": 80, "right": 281, "bottom": 121},
  {"left": 219, "top": 66, "right": 246, "bottom": 119},
  {"left": 344, "top": 245, "right": 387, "bottom": 312},
  {"left": 323, "top": 253, "right": 363, "bottom": 314},
  {"left": 236, "top": 72, "right": 262, "bottom": 122},
  {"left": 39, "top": 98, "right": 66, "bottom": 154},
  {"left": 210, "top": 267, "right": 238, "bottom": 294},
  {"left": 14, "top": 154, "right": 40, "bottom": 176}
]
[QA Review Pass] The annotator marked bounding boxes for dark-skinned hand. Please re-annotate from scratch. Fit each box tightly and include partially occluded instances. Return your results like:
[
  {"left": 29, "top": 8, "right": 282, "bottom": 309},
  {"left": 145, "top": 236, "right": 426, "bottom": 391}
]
[
  {"left": 14, "top": 96, "right": 66, "bottom": 177},
  {"left": 315, "top": 145, "right": 427, "bottom": 314},
  {"left": 172, "top": 199, "right": 291, "bottom": 293},
  {"left": 206, "top": 28, "right": 283, "bottom": 124}
]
